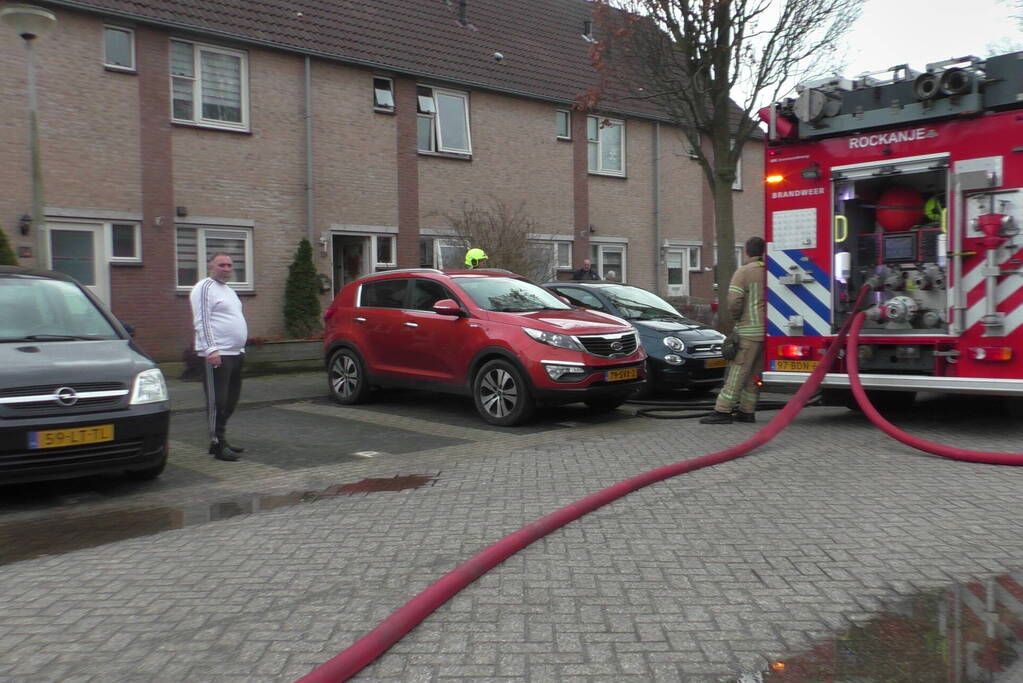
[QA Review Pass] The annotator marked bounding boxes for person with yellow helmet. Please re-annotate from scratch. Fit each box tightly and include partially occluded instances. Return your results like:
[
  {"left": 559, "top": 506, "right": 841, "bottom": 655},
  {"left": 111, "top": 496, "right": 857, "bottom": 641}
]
[{"left": 465, "top": 248, "right": 488, "bottom": 269}]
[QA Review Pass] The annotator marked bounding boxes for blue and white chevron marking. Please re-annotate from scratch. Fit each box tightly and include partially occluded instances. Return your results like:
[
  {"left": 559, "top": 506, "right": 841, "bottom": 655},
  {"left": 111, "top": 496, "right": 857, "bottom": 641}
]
[{"left": 767, "top": 249, "right": 832, "bottom": 337}]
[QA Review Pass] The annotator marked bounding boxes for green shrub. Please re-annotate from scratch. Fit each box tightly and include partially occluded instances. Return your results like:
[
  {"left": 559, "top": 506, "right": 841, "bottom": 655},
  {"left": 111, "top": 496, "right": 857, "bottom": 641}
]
[
  {"left": 283, "top": 239, "right": 321, "bottom": 338},
  {"left": 0, "top": 226, "right": 17, "bottom": 266}
]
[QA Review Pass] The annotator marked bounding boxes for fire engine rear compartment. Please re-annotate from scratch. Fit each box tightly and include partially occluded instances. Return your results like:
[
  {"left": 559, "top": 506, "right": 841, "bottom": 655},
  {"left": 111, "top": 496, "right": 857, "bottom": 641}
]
[{"left": 832, "top": 157, "right": 950, "bottom": 338}]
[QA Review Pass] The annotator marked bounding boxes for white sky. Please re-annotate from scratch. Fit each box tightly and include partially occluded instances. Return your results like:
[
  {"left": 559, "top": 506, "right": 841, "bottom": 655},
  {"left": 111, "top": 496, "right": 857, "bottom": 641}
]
[{"left": 839, "top": 0, "right": 1021, "bottom": 77}]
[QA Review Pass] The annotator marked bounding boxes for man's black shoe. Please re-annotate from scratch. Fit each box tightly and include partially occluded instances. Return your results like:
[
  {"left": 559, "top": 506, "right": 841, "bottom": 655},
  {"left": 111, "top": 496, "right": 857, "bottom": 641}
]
[
  {"left": 209, "top": 441, "right": 245, "bottom": 454},
  {"left": 699, "top": 411, "right": 733, "bottom": 424},
  {"left": 213, "top": 444, "right": 241, "bottom": 461},
  {"left": 734, "top": 412, "right": 756, "bottom": 423}
]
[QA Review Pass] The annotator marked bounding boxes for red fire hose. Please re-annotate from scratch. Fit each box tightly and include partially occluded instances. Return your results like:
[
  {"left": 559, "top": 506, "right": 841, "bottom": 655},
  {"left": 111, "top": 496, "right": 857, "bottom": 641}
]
[
  {"left": 846, "top": 311, "right": 1023, "bottom": 465},
  {"left": 297, "top": 288, "right": 1021, "bottom": 682}
]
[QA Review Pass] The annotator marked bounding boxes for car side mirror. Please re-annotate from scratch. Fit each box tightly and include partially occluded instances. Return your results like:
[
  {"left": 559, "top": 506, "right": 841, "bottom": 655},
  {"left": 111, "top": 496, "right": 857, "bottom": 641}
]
[
  {"left": 555, "top": 295, "right": 572, "bottom": 306},
  {"left": 432, "top": 299, "right": 465, "bottom": 316}
]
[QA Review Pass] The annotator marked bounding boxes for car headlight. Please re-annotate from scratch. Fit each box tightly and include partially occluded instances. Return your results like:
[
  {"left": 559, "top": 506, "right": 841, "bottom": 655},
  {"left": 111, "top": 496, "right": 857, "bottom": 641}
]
[
  {"left": 130, "top": 368, "right": 169, "bottom": 405},
  {"left": 523, "top": 327, "right": 584, "bottom": 351},
  {"left": 663, "top": 336, "right": 686, "bottom": 352}
]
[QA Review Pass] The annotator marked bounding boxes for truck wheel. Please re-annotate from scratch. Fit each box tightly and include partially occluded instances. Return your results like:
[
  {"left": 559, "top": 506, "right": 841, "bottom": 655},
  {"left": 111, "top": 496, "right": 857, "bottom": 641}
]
[{"left": 473, "top": 359, "right": 535, "bottom": 426}]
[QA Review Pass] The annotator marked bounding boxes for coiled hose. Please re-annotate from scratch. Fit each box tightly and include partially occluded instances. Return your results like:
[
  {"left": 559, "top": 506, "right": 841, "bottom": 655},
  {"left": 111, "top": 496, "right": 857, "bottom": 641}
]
[{"left": 295, "top": 288, "right": 868, "bottom": 683}]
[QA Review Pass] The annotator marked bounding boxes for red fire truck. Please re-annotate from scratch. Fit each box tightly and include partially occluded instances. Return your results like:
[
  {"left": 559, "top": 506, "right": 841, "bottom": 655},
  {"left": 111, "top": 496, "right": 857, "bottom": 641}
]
[{"left": 758, "top": 52, "right": 1023, "bottom": 411}]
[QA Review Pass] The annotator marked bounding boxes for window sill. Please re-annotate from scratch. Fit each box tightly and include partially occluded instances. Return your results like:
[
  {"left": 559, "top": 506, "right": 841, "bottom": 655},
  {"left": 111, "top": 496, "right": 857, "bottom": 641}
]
[
  {"left": 374, "top": 107, "right": 396, "bottom": 115},
  {"left": 111, "top": 260, "right": 144, "bottom": 266},
  {"left": 417, "top": 150, "right": 472, "bottom": 161},
  {"left": 588, "top": 171, "right": 627, "bottom": 179},
  {"left": 171, "top": 120, "right": 252, "bottom": 135},
  {"left": 556, "top": 136, "right": 572, "bottom": 142},
  {"left": 104, "top": 65, "right": 137, "bottom": 75}
]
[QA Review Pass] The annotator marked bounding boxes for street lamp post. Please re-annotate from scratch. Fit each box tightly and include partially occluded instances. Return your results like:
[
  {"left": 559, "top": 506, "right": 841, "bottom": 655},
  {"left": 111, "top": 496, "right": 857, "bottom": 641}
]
[{"left": 1, "top": 4, "right": 57, "bottom": 265}]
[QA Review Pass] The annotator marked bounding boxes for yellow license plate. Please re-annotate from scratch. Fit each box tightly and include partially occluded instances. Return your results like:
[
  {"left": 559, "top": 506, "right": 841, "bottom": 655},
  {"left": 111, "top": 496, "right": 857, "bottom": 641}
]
[
  {"left": 706, "top": 357, "right": 728, "bottom": 368},
  {"left": 606, "top": 367, "right": 639, "bottom": 382},
  {"left": 773, "top": 360, "right": 819, "bottom": 372},
  {"left": 29, "top": 424, "right": 114, "bottom": 450}
]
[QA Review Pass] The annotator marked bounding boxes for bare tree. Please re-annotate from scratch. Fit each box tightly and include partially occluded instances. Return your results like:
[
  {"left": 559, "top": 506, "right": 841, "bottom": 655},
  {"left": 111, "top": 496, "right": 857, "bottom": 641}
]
[
  {"left": 437, "top": 198, "right": 561, "bottom": 282},
  {"left": 586, "top": 0, "right": 861, "bottom": 329}
]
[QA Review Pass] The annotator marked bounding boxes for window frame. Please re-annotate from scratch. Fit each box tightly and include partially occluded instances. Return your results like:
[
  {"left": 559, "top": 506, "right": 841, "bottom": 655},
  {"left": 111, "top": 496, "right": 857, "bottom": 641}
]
[
  {"left": 174, "top": 225, "right": 254, "bottom": 291},
  {"left": 416, "top": 85, "right": 472, "bottom": 156},
  {"left": 555, "top": 109, "right": 571, "bottom": 140},
  {"left": 373, "top": 76, "right": 395, "bottom": 113},
  {"left": 589, "top": 242, "right": 627, "bottom": 281},
  {"left": 731, "top": 139, "right": 743, "bottom": 191},
  {"left": 170, "top": 38, "right": 250, "bottom": 132},
  {"left": 587, "top": 115, "right": 626, "bottom": 177},
  {"left": 103, "top": 25, "right": 136, "bottom": 72},
  {"left": 108, "top": 222, "right": 142, "bottom": 263}
]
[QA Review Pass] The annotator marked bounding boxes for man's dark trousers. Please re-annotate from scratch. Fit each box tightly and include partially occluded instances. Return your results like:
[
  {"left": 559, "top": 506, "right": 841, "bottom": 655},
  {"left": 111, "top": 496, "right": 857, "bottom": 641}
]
[{"left": 202, "top": 354, "right": 244, "bottom": 445}]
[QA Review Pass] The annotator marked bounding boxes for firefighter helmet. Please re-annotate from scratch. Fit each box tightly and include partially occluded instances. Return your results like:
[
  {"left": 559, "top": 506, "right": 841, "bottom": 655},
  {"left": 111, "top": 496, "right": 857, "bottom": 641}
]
[
  {"left": 924, "top": 195, "right": 944, "bottom": 224},
  {"left": 465, "top": 248, "right": 488, "bottom": 268}
]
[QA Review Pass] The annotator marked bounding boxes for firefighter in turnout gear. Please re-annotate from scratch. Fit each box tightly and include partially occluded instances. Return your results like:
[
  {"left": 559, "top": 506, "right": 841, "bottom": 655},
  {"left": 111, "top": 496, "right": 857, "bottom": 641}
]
[{"left": 701, "top": 236, "right": 766, "bottom": 424}]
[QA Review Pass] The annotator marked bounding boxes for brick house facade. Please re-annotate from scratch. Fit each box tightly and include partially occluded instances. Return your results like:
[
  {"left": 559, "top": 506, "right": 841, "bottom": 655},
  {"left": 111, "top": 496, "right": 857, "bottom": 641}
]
[{"left": 0, "top": 0, "right": 763, "bottom": 361}]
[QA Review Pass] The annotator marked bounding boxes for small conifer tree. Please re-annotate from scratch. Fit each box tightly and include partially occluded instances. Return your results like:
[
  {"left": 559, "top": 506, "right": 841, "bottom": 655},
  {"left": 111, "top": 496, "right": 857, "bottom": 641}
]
[
  {"left": 283, "top": 239, "right": 321, "bottom": 338},
  {"left": 0, "top": 226, "right": 17, "bottom": 266}
]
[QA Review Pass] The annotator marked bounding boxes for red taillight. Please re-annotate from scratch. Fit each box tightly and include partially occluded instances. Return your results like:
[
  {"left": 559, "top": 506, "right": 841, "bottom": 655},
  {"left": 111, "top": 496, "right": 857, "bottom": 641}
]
[
  {"left": 968, "top": 346, "right": 1012, "bottom": 361},
  {"left": 777, "top": 344, "right": 811, "bottom": 359},
  {"left": 324, "top": 305, "right": 336, "bottom": 322}
]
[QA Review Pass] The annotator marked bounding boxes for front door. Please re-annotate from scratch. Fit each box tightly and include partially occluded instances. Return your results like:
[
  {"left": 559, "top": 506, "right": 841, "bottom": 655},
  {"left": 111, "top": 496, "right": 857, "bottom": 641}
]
[
  {"left": 666, "top": 249, "right": 688, "bottom": 296},
  {"left": 332, "top": 235, "right": 371, "bottom": 295},
  {"left": 49, "top": 224, "right": 109, "bottom": 304}
]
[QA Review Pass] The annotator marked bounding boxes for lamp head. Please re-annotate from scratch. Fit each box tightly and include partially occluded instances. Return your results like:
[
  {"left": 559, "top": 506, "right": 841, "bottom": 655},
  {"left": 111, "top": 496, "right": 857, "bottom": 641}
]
[{"left": 1, "top": 4, "right": 57, "bottom": 41}]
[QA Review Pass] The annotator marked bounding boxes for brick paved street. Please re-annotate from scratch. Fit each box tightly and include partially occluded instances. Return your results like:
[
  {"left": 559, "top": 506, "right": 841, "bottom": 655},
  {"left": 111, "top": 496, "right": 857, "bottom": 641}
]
[{"left": 2, "top": 373, "right": 1022, "bottom": 681}]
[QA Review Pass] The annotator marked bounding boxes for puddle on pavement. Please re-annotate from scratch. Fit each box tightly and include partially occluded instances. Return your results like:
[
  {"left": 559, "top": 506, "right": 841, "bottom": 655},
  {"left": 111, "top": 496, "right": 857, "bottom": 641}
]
[
  {"left": 0, "top": 474, "right": 437, "bottom": 566},
  {"left": 732, "top": 569, "right": 1023, "bottom": 682}
]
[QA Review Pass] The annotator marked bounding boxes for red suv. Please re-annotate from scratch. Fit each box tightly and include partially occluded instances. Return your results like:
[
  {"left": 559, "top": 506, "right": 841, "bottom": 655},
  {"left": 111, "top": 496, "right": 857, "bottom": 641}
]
[{"left": 323, "top": 269, "right": 646, "bottom": 425}]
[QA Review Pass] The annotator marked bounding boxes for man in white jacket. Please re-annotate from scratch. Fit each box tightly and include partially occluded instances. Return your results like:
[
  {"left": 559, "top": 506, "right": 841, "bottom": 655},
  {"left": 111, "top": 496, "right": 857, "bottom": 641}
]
[{"left": 190, "top": 252, "right": 248, "bottom": 461}]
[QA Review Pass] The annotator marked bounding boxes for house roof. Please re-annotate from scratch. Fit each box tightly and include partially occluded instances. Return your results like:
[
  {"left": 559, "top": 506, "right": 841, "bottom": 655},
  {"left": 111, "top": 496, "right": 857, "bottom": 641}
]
[{"left": 46, "top": 0, "right": 672, "bottom": 120}]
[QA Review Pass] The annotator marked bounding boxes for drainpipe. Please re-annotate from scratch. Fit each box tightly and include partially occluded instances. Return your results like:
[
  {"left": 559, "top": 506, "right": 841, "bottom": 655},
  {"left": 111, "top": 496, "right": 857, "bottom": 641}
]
[
  {"left": 304, "top": 56, "right": 315, "bottom": 246},
  {"left": 654, "top": 122, "right": 662, "bottom": 295}
]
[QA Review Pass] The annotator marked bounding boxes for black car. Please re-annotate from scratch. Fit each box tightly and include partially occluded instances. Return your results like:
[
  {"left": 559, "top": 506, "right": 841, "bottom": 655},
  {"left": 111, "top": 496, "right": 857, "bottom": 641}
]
[
  {"left": 544, "top": 282, "right": 727, "bottom": 395},
  {"left": 0, "top": 267, "right": 170, "bottom": 484}
]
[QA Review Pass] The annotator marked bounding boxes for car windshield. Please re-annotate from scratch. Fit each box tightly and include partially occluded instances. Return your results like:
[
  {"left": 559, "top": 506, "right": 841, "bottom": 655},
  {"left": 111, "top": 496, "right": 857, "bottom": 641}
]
[
  {"left": 457, "top": 277, "right": 572, "bottom": 313},
  {"left": 0, "top": 275, "right": 120, "bottom": 342},
  {"left": 601, "top": 285, "right": 684, "bottom": 321}
]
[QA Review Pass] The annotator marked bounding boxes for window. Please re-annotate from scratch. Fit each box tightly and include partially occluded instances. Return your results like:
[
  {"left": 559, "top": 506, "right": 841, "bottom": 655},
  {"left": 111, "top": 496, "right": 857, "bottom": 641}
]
[
  {"left": 170, "top": 39, "right": 248, "bottom": 130},
  {"left": 688, "top": 246, "right": 702, "bottom": 270},
  {"left": 555, "top": 109, "right": 571, "bottom": 140},
  {"left": 103, "top": 26, "right": 135, "bottom": 71},
  {"left": 587, "top": 116, "right": 625, "bottom": 176},
  {"left": 416, "top": 86, "right": 471, "bottom": 155},
  {"left": 375, "top": 235, "right": 395, "bottom": 267},
  {"left": 360, "top": 279, "right": 408, "bottom": 309},
  {"left": 410, "top": 279, "right": 452, "bottom": 311},
  {"left": 109, "top": 223, "right": 141, "bottom": 262},
  {"left": 175, "top": 226, "right": 253, "bottom": 289},
  {"left": 550, "top": 286, "right": 605, "bottom": 310},
  {"left": 731, "top": 140, "right": 743, "bottom": 190},
  {"left": 589, "top": 243, "right": 626, "bottom": 281},
  {"left": 373, "top": 77, "right": 394, "bottom": 112},
  {"left": 420, "top": 237, "right": 468, "bottom": 269}
]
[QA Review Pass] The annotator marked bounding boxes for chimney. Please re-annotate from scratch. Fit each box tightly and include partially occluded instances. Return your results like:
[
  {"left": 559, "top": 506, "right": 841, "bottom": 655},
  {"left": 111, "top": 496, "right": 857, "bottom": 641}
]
[{"left": 459, "top": 0, "right": 468, "bottom": 25}]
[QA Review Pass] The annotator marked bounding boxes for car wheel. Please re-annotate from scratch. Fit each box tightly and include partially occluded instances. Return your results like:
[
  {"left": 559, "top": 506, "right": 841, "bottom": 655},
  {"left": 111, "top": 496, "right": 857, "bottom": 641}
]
[
  {"left": 473, "top": 359, "right": 535, "bottom": 426},
  {"left": 584, "top": 396, "right": 628, "bottom": 413},
  {"left": 125, "top": 439, "right": 167, "bottom": 481},
  {"left": 328, "top": 348, "right": 371, "bottom": 404}
]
